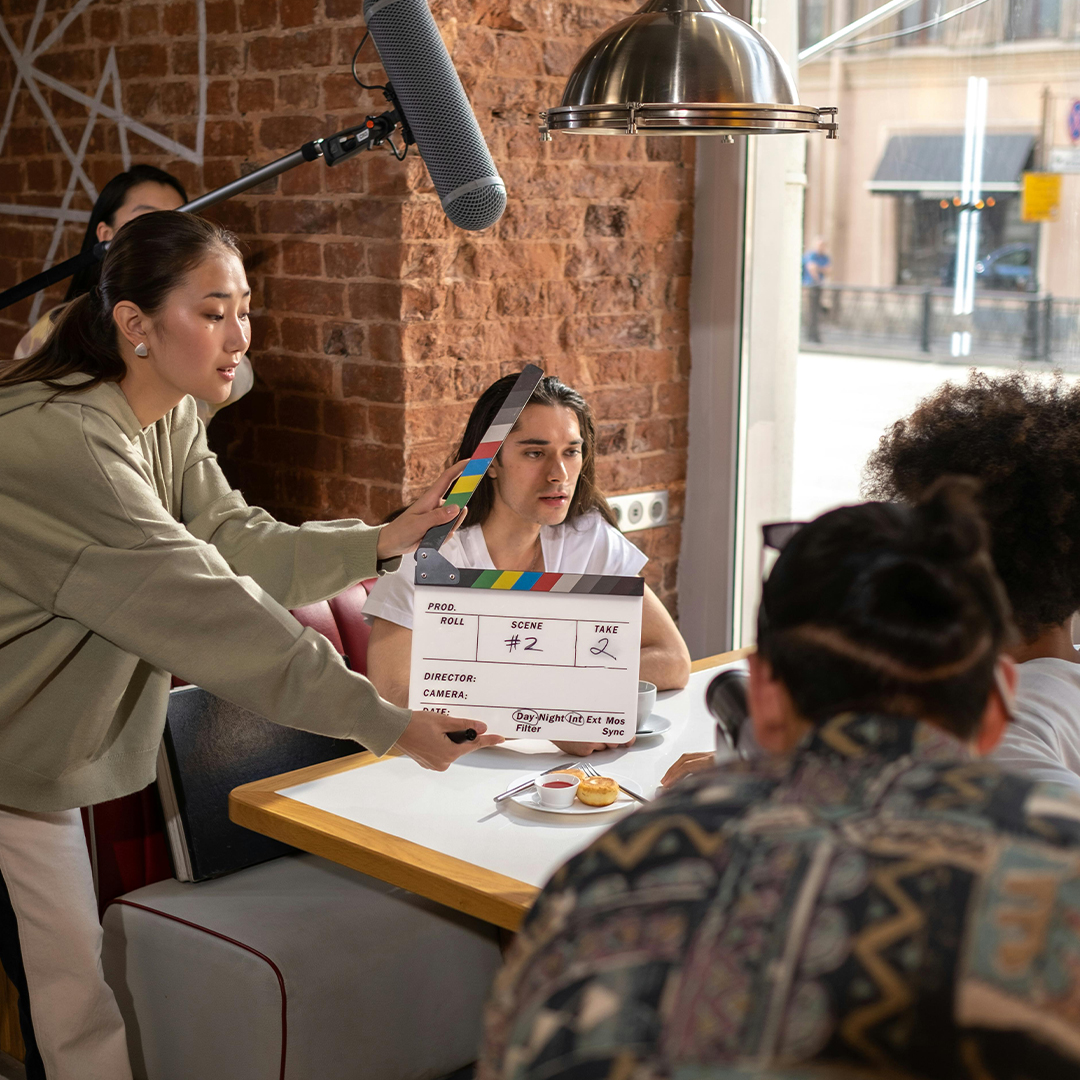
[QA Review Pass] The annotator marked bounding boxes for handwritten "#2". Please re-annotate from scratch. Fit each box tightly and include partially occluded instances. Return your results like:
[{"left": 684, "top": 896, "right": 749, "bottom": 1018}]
[
  {"left": 590, "top": 637, "right": 617, "bottom": 661},
  {"left": 505, "top": 635, "right": 542, "bottom": 653}
]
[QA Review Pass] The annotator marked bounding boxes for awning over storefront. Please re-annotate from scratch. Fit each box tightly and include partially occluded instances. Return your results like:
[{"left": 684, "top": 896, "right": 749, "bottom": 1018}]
[{"left": 867, "top": 134, "right": 1035, "bottom": 195}]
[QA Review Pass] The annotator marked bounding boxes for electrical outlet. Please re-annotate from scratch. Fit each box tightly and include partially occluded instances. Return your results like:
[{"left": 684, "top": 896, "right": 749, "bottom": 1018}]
[{"left": 606, "top": 489, "right": 669, "bottom": 533}]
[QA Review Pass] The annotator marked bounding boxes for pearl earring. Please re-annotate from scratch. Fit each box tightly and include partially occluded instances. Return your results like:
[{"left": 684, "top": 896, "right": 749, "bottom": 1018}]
[{"left": 134, "top": 342, "right": 148, "bottom": 357}]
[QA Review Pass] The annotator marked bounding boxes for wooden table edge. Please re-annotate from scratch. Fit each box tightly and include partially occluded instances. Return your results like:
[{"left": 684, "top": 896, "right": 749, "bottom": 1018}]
[
  {"left": 230, "top": 782, "right": 536, "bottom": 930},
  {"left": 230, "top": 647, "right": 750, "bottom": 930},
  {"left": 691, "top": 646, "right": 751, "bottom": 673}
]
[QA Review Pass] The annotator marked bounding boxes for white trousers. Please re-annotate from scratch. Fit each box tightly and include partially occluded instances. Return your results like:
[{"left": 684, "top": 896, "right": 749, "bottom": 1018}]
[{"left": 0, "top": 806, "right": 132, "bottom": 1080}]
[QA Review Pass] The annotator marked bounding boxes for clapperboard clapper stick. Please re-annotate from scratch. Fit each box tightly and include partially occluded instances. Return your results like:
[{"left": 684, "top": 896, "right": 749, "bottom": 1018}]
[{"left": 418, "top": 363, "right": 545, "bottom": 555}]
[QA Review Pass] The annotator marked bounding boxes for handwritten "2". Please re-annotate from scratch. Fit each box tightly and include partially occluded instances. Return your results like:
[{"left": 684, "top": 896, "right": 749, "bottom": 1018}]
[{"left": 589, "top": 637, "right": 617, "bottom": 661}]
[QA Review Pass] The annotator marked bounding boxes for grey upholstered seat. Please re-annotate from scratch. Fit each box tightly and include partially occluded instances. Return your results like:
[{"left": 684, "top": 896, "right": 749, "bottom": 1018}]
[{"left": 102, "top": 852, "right": 502, "bottom": 1080}]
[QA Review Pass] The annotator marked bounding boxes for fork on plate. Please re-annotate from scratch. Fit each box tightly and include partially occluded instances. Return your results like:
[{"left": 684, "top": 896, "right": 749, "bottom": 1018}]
[{"left": 578, "top": 759, "right": 650, "bottom": 805}]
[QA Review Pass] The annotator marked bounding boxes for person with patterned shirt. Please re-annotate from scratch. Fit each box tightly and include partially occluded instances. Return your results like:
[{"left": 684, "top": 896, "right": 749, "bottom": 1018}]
[{"left": 480, "top": 480, "right": 1080, "bottom": 1080}]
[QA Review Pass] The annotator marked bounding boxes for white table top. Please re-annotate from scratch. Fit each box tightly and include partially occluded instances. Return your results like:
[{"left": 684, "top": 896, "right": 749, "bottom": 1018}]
[{"left": 277, "top": 661, "right": 744, "bottom": 892}]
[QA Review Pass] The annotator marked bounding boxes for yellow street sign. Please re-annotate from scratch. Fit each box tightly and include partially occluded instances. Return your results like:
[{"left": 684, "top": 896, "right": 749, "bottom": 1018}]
[{"left": 1021, "top": 172, "right": 1062, "bottom": 222}]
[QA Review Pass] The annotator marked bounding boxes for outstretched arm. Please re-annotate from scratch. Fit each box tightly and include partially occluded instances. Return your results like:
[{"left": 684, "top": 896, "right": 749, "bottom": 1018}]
[
  {"left": 181, "top": 408, "right": 465, "bottom": 610},
  {"left": 367, "top": 618, "right": 414, "bottom": 709}
]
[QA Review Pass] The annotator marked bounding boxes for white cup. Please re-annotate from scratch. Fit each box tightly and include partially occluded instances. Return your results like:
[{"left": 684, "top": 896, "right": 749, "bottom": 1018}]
[
  {"left": 637, "top": 681, "right": 657, "bottom": 728},
  {"left": 537, "top": 773, "right": 580, "bottom": 808}
]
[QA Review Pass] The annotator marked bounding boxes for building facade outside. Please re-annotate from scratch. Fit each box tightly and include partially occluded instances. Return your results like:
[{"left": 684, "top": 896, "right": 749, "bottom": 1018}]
[{"left": 800, "top": 0, "right": 1080, "bottom": 304}]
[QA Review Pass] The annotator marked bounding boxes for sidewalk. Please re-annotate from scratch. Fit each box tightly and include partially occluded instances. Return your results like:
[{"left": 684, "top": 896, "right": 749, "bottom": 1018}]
[{"left": 790, "top": 351, "right": 1077, "bottom": 520}]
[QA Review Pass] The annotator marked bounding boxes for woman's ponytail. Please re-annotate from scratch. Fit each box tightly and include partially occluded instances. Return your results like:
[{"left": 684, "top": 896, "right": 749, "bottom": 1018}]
[{"left": 0, "top": 290, "right": 124, "bottom": 391}]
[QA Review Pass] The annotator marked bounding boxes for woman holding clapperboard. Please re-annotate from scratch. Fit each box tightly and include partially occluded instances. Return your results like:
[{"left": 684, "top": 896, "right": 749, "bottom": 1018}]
[
  {"left": 0, "top": 211, "right": 497, "bottom": 1079},
  {"left": 366, "top": 374, "right": 692, "bottom": 755}
]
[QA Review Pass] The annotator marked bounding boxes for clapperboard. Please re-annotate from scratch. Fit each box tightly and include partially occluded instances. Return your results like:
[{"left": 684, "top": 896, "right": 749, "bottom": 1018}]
[{"left": 409, "top": 365, "right": 644, "bottom": 743}]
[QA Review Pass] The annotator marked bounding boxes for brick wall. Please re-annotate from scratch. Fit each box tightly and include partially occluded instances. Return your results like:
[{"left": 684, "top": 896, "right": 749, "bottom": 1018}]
[{"left": 0, "top": 0, "right": 694, "bottom": 612}]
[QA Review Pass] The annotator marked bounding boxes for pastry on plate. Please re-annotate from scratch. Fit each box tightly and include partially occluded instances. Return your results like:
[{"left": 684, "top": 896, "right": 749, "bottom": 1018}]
[{"left": 577, "top": 775, "right": 619, "bottom": 806}]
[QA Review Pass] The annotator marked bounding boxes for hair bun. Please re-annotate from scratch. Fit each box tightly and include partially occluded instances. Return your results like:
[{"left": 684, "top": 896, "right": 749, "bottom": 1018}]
[
  {"left": 857, "top": 557, "right": 960, "bottom": 625},
  {"left": 847, "top": 554, "right": 971, "bottom": 667},
  {"left": 908, "top": 475, "right": 988, "bottom": 565}
]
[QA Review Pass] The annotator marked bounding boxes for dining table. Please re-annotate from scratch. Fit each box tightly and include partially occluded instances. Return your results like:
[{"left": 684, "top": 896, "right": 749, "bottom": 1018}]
[{"left": 229, "top": 649, "right": 750, "bottom": 931}]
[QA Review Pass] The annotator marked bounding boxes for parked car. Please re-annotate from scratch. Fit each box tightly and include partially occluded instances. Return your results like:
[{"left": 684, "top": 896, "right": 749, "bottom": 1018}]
[
  {"left": 975, "top": 243, "right": 1035, "bottom": 291},
  {"left": 938, "top": 243, "right": 1036, "bottom": 291}
]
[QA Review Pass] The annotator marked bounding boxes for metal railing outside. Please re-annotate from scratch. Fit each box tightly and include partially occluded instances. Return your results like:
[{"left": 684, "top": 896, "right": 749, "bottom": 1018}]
[{"left": 801, "top": 284, "right": 1080, "bottom": 368}]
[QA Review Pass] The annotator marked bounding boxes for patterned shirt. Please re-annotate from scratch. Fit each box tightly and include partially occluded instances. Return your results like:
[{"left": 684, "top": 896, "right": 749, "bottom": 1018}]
[{"left": 480, "top": 713, "right": 1080, "bottom": 1080}]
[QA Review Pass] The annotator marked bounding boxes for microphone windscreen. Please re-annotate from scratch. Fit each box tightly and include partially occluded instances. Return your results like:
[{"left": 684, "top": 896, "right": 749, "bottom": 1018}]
[{"left": 362, "top": 0, "right": 507, "bottom": 231}]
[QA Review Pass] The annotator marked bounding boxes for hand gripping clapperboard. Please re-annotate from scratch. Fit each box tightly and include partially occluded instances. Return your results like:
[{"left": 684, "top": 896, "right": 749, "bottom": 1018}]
[{"left": 408, "top": 365, "right": 644, "bottom": 743}]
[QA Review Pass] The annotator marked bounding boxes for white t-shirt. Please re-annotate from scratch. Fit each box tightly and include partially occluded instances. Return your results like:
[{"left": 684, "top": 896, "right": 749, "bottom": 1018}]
[
  {"left": 364, "top": 510, "right": 648, "bottom": 630},
  {"left": 991, "top": 656, "right": 1080, "bottom": 793}
]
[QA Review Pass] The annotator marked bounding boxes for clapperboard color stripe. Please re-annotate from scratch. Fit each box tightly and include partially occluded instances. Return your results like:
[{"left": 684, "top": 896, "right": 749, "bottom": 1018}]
[{"left": 428, "top": 568, "right": 644, "bottom": 595}]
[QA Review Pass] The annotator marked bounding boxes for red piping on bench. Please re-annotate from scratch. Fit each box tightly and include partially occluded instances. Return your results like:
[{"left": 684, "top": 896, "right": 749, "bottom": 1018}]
[{"left": 109, "top": 898, "right": 288, "bottom": 1080}]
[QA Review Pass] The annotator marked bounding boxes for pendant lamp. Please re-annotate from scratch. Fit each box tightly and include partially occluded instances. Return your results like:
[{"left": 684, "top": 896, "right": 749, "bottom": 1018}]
[{"left": 540, "top": 0, "right": 837, "bottom": 139}]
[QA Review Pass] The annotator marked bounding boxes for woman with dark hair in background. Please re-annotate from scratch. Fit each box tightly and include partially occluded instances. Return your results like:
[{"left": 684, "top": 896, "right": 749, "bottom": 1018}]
[
  {"left": 365, "top": 372, "right": 691, "bottom": 755},
  {"left": 12, "top": 164, "right": 253, "bottom": 423},
  {"left": 62, "top": 165, "right": 189, "bottom": 302},
  {"left": 0, "top": 210, "right": 498, "bottom": 1079},
  {"left": 482, "top": 481, "right": 1080, "bottom": 1079},
  {"left": 866, "top": 371, "right": 1080, "bottom": 793}
]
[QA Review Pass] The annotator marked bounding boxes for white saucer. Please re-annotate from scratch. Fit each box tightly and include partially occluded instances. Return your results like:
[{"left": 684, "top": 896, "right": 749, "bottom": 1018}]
[
  {"left": 634, "top": 715, "right": 672, "bottom": 738},
  {"left": 503, "top": 771, "right": 642, "bottom": 815}
]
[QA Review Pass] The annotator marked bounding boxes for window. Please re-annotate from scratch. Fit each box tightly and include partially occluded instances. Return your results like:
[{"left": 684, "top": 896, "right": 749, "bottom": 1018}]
[
  {"left": 998, "top": 247, "right": 1029, "bottom": 266},
  {"left": 896, "top": 196, "right": 1038, "bottom": 288},
  {"left": 1005, "top": 0, "right": 1062, "bottom": 40},
  {"left": 799, "top": 0, "right": 830, "bottom": 53},
  {"left": 724, "top": 0, "right": 1080, "bottom": 646},
  {"left": 898, "top": 0, "right": 946, "bottom": 47}
]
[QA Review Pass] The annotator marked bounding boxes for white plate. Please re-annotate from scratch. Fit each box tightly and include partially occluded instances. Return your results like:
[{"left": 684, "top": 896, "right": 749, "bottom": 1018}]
[
  {"left": 503, "top": 771, "right": 642, "bottom": 815},
  {"left": 634, "top": 715, "right": 672, "bottom": 738}
]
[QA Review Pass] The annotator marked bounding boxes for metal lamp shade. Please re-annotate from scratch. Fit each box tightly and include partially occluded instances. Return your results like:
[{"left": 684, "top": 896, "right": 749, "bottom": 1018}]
[{"left": 542, "top": 0, "right": 837, "bottom": 138}]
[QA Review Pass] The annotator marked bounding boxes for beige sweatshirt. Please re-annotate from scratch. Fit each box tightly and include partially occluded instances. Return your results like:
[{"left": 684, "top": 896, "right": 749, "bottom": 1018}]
[{"left": 0, "top": 376, "right": 411, "bottom": 812}]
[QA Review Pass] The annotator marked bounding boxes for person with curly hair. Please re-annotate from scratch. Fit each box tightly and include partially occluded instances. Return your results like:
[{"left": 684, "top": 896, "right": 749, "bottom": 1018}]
[{"left": 864, "top": 369, "right": 1080, "bottom": 791}]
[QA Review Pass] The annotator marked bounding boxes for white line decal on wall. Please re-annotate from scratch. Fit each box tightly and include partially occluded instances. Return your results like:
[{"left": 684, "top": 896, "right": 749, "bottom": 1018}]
[{"left": 0, "top": 0, "right": 207, "bottom": 321}]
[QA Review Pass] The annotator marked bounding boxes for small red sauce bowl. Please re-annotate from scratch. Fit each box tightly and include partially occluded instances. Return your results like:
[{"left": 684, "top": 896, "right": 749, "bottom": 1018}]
[{"left": 538, "top": 773, "right": 581, "bottom": 808}]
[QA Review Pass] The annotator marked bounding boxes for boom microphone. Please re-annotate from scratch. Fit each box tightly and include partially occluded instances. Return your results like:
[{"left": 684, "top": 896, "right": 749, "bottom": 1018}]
[{"left": 362, "top": 0, "right": 507, "bottom": 231}]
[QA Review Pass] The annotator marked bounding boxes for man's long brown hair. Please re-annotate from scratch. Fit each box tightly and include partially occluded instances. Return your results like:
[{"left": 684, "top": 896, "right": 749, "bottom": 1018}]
[{"left": 450, "top": 374, "right": 616, "bottom": 530}]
